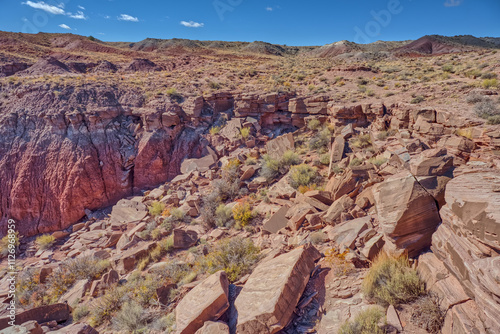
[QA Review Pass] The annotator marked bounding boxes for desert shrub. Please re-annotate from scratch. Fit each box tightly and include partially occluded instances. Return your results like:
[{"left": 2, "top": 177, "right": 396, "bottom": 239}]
[
  {"left": 349, "top": 158, "right": 362, "bottom": 167},
  {"left": 112, "top": 300, "right": 148, "bottom": 332},
  {"left": 201, "top": 238, "right": 260, "bottom": 282},
  {"left": 487, "top": 115, "right": 500, "bottom": 124},
  {"left": 48, "top": 256, "right": 110, "bottom": 301},
  {"left": 215, "top": 204, "right": 234, "bottom": 228},
  {"left": 331, "top": 164, "right": 344, "bottom": 175},
  {"left": 411, "top": 96, "right": 425, "bottom": 104},
  {"left": 209, "top": 125, "right": 221, "bottom": 135},
  {"left": 159, "top": 235, "right": 174, "bottom": 253},
  {"left": 166, "top": 87, "right": 182, "bottom": 102},
  {"left": 442, "top": 64, "right": 454, "bottom": 73},
  {"left": 411, "top": 294, "right": 445, "bottom": 334},
  {"left": 466, "top": 92, "right": 489, "bottom": 104},
  {"left": 240, "top": 127, "right": 250, "bottom": 139},
  {"left": 307, "top": 119, "right": 321, "bottom": 131},
  {"left": 245, "top": 156, "right": 258, "bottom": 165},
  {"left": 150, "top": 313, "right": 176, "bottom": 333},
  {"left": 72, "top": 305, "right": 90, "bottom": 322},
  {"left": 481, "top": 72, "right": 497, "bottom": 80},
  {"left": 338, "top": 307, "right": 385, "bottom": 334},
  {"left": 289, "top": 164, "right": 320, "bottom": 189},
  {"left": 281, "top": 150, "right": 301, "bottom": 166},
  {"left": 150, "top": 228, "right": 162, "bottom": 240},
  {"left": 259, "top": 151, "right": 301, "bottom": 182},
  {"left": 482, "top": 78, "right": 499, "bottom": 89},
  {"left": 325, "top": 248, "right": 353, "bottom": 276},
  {"left": 232, "top": 201, "right": 254, "bottom": 229},
  {"left": 320, "top": 153, "right": 330, "bottom": 165},
  {"left": 35, "top": 235, "right": 56, "bottom": 250},
  {"left": 310, "top": 231, "right": 327, "bottom": 245},
  {"left": 0, "top": 232, "right": 19, "bottom": 257},
  {"left": 200, "top": 192, "right": 221, "bottom": 228},
  {"left": 376, "top": 131, "right": 388, "bottom": 141},
  {"left": 149, "top": 201, "right": 165, "bottom": 217},
  {"left": 362, "top": 252, "right": 425, "bottom": 306},
  {"left": 16, "top": 268, "right": 44, "bottom": 307},
  {"left": 474, "top": 100, "right": 500, "bottom": 119},
  {"left": 350, "top": 134, "right": 372, "bottom": 149},
  {"left": 309, "top": 127, "right": 332, "bottom": 151},
  {"left": 368, "top": 157, "right": 387, "bottom": 167}
]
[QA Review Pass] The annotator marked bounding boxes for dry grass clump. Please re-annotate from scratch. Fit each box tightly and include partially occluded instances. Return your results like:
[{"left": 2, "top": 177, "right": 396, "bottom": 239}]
[
  {"left": 35, "top": 234, "right": 56, "bottom": 250},
  {"left": 338, "top": 307, "right": 386, "bottom": 334},
  {"left": 410, "top": 294, "right": 445, "bottom": 334},
  {"left": 362, "top": 252, "right": 425, "bottom": 306},
  {"left": 289, "top": 164, "right": 321, "bottom": 189}
]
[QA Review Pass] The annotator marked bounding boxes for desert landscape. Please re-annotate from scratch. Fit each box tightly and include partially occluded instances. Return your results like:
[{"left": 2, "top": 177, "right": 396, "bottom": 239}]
[{"left": 0, "top": 11, "right": 500, "bottom": 334}]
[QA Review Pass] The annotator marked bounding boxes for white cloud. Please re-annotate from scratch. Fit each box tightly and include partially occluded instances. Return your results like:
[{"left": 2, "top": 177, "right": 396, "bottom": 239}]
[
  {"left": 59, "top": 23, "right": 71, "bottom": 30},
  {"left": 266, "top": 7, "right": 273, "bottom": 11},
  {"left": 444, "top": 0, "right": 463, "bottom": 7},
  {"left": 180, "top": 20, "right": 204, "bottom": 28},
  {"left": 69, "top": 11, "right": 87, "bottom": 19},
  {"left": 104, "top": 15, "right": 110, "bottom": 19},
  {"left": 77, "top": 5, "right": 85, "bottom": 10},
  {"left": 22, "top": 1, "right": 65, "bottom": 15},
  {"left": 118, "top": 14, "right": 139, "bottom": 22}
]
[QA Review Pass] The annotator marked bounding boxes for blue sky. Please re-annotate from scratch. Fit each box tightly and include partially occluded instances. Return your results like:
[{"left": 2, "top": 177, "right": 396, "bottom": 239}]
[{"left": 0, "top": 0, "right": 499, "bottom": 45}]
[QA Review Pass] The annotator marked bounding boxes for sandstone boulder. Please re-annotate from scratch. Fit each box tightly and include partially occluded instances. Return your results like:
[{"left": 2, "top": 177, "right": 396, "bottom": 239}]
[
  {"left": 234, "top": 245, "right": 321, "bottom": 334},
  {"left": 195, "top": 321, "right": 230, "bottom": 334},
  {"left": 0, "top": 304, "right": 71, "bottom": 330},
  {"left": 175, "top": 271, "right": 230, "bottom": 334},
  {"left": 49, "top": 323, "right": 99, "bottom": 334},
  {"left": 265, "top": 133, "right": 294, "bottom": 160},
  {"left": 373, "top": 171, "right": 441, "bottom": 256},
  {"left": 432, "top": 172, "right": 500, "bottom": 332}
]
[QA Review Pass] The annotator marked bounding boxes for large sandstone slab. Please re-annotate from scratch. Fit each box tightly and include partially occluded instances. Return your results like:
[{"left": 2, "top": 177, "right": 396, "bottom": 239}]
[
  {"left": 265, "top": 133, "right": 294, "bottom": 160},
  {"left": 175, "top": 271, "right": 230, "bottom": 334},
  {"left": 432, "top": 172, "right": 500, "bottom": 332},
  {"left": 373, "top": 171, "right": 441, "bottom": 256},
  {"left": 0, "top": 304, "right": 71, "bottom": 329},
  {"left": 234, "top": 245, "right": 321, "bottom": 334}
]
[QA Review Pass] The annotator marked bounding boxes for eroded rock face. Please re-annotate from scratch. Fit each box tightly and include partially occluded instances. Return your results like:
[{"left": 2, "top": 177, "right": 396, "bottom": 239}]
[
  {"left": 0, "top": 84, "right": 201, "bottom": 236},
  {"left": 234, "top": 245, "right": 321, "bottom": 334},
  {"left": 175, "top": 271, "right": 230, "bottom": 334},
  {"left": 373, "top": 171, "right": 441, "bottom": 256},
  {"left": 431, "top": 172, "right": 500, "bottom": 332}
]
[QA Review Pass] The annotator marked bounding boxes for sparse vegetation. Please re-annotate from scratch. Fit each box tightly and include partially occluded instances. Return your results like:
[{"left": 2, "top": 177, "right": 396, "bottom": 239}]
[
  {"left": 307, "top": 119, "right": 321, "bottom": 131},
  {"left": 362, "top": 252, "right": 425, "bottom": 306},
  {"left": 259, "top": 150, "right": 302, "bottom": 182},
  {"left": 232, "top": 201, "right": 255, "bottom": 229},
  {"left": 35, "top": 234, "right": 56, "bottom": 250},
  {"left": 338, "top": 307, "right": 386, "bottom": 334},
  {"left": 200, "top": 237, "right": 260, "bottom": 282},
  {"left": 149, "top": 201, "right": 166, "bottom": 217},
  {"left": 289, "top": 164, "right": 321, "bottom": 189},
  {"left": 411, "top": 294, "right": 445, "bottom": 334},
  {"left": 309, "top": 127, "right": 332, "bottom": 151},
  {"left": 215, "top": 204, "right": 234, "bottom": 228}
]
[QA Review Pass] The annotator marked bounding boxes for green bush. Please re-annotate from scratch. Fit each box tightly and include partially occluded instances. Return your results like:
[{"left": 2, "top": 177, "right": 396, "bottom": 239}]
[
  {"left": 0, "top": 233, "right": 19, "bottom": 257},
  {"left": 232, "top": 201, "right": 255, "bottom": 229},
  {"left": 240, "top": 127, "right": 250, "bottom": 139},
  {"left": 362, "top": 253, "right": 425, "bottom": 306},
  {"left": 411, "top": 96, "right": 425, "bottom": 104},
  {"left": 320, "top": 153, "right": 330, "bottom": 165},
  {"left": 338, "top": 307, "right": 385, "bottom": 334},
  {"left": 215, "top": 204, "right": 234, "bottom": 228},
  {"left": 307, "top": 119, "right": 321, "bottom": 131},
  {"left": 309, "top": 127, "right": 332, "bottom": 150},
  {"left": 35, "top": 235, "right": 56, "bottom": 250},
  {"left": 112, "top": 301, "right": 147, "bottom": 333},
  {"left": 289, "top": 164, "right": 320, "bottom": 189},
  {"left": 201, "top": 238, "right": 260, "bottom": 282},
  {"left": 349, "top": 158, "right": 362, "bottom": 167},
  {"left": 259, "top": 151, "right": 301, "bottom": 182},
  {"left": 149, "top": 201, "right": 165, "bottom": 217},
  {"left": 72, "top": 305, "right": 90, "bottom": 322},
  {"left": 482, "top": 78, "right": 499, "bottom": 89},
  {"left": 350, "top": 134, "right": 372, "bottom": 149}
]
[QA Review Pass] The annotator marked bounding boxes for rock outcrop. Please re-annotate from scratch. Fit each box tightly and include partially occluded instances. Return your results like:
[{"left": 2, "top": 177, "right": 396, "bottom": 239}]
[
  {"left": 175, "top": 271, "right": 230, "bottom": 334},
  {"left": 234, "top": 245, "right": 321, "bottom": 333},
  {"left": 430, "top": 171, "right": 500, "bottom": 333}
]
